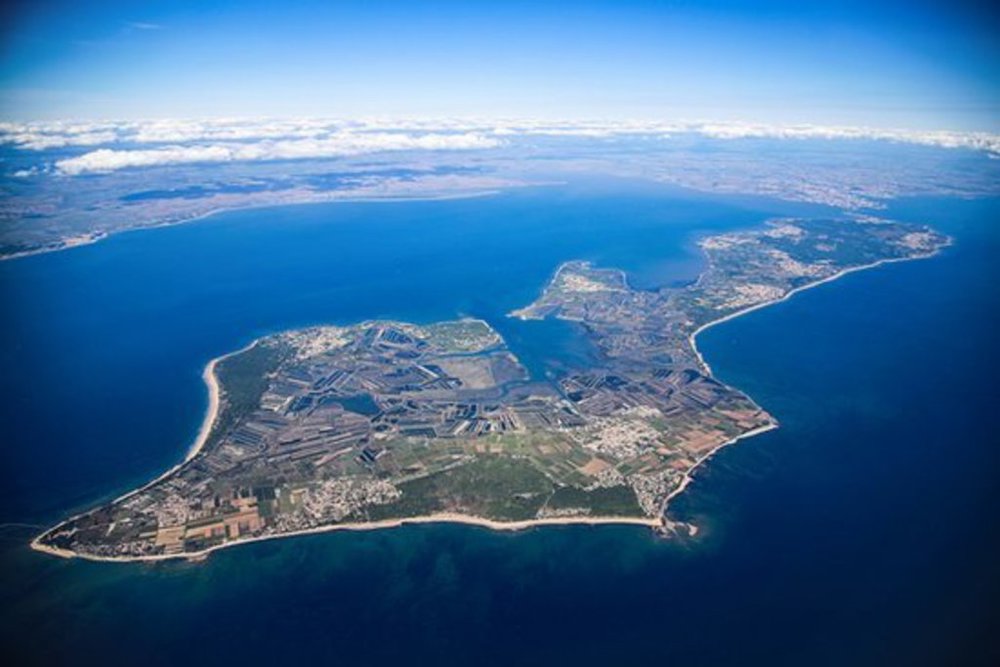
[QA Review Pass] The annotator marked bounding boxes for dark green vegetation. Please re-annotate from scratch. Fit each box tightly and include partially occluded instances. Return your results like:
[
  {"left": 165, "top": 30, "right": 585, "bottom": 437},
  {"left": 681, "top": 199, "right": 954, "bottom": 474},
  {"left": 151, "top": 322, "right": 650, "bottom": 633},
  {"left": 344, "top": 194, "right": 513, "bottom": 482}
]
[
  {"left": 366, "top": 456, "right": 645, "bottom": 522},
  {"left": 547, "top": 485, "right": 643, "bottom": 517},
  {"left": 369, "top": 457, "right": 553, "bottom": 521},
  {"left": 210, "top": 342, "right": 290, "bottom": 447}
]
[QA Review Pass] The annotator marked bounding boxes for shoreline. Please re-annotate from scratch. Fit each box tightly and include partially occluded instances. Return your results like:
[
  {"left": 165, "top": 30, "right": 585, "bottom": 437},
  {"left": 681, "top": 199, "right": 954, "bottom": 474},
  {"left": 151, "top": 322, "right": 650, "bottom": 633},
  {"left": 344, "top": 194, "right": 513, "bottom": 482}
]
[
  {"left": 29, "top": 341, "right": 254, "bottom": 559},
  {"left": 687, "top": 249, "right": 945, "bottom": 375},
  {"left": 31, "top": 513, "right": 662, "bottom": 564},
  {"left": 1, "top": 188, "right": 505, "bottom": 263},
  {"left": 659, "top": 422, "right": 779, "bottom": 515},
  {"left": 660, "top": 244, "right": 950, "bottom": 520},
  {"left": 29, "top": 234, "right": 949, "bottom": 564}
]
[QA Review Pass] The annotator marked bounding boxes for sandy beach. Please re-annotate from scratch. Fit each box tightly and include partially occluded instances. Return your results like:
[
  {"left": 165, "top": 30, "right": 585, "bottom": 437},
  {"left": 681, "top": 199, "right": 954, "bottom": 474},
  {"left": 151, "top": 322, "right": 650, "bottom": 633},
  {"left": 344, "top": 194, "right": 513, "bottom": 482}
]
[
  {"left": 32, "top": 512, "right": 662, "bottom": 564},
  {"left": 186, "top": 356, "right": 223, "bottom": 462},
  {"left": 29, "top": 341, "right": 251, "bottom": 560}
]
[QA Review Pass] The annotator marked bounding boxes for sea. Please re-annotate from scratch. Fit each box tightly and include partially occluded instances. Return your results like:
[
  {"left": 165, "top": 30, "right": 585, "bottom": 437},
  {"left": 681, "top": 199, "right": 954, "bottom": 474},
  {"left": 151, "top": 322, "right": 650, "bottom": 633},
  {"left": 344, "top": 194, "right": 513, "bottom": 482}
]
[{"left": 1, "top": 181, "right": 997, "bottom": 666}]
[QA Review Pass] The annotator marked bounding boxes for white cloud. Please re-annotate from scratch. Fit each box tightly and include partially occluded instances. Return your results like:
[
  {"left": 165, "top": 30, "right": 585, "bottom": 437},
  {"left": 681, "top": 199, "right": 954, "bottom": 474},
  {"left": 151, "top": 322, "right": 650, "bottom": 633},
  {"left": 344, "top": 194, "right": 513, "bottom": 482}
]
[
  {"left": 53, "top": 131, "right": 502, "bottom": 175},
  {"left": 684, "top": 121, "right": 1000, "bottom": 153},
  {"left": 124, "top": 117, "right": 334, "bottom": 143},
  {"left": 2, "top": 116, "right": 996, "bottom": 175},
  {"left": 494, "top": 119, "right": 1000, "bottom": 154},
  {"left": 474, "top": 118, "right": 1000, "bottom": 152},
  {"left": 2, "top": 130, "right": 120, "bottom": 150}
]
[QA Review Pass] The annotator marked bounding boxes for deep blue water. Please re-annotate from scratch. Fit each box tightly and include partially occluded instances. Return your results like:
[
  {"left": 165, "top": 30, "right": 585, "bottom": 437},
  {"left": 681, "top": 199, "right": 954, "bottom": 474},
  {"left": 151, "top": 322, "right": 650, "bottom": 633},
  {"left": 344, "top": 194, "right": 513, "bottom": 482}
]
[{"left": 1, "top": 184, "right": 997, "bottom": 666}]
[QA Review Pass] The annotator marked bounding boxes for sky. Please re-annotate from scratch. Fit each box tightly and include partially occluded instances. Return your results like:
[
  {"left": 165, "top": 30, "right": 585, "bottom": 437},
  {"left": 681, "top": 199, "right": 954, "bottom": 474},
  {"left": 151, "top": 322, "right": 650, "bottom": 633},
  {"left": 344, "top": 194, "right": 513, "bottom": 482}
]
[{"left": 1, "top": 0, "right": 998, "bottom": 131}]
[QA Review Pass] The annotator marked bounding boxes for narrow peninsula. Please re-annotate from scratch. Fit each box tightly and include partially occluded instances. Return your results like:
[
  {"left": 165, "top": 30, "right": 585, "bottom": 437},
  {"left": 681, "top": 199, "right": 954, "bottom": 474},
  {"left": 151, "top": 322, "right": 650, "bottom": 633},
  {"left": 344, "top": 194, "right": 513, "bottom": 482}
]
[{"left": 33, "top": 216, "right": 948, "bottom": 561}]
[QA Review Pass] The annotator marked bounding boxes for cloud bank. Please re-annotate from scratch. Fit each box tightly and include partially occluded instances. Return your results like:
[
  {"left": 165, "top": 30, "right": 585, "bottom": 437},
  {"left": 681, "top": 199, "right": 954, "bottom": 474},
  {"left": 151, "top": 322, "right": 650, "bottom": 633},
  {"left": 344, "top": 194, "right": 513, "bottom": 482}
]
[
  {"left": 2, "top": 117, "right": 997, "bottom": 175},
  {"left": 53, "top": 131, "right": 500, "bottom": 175}
]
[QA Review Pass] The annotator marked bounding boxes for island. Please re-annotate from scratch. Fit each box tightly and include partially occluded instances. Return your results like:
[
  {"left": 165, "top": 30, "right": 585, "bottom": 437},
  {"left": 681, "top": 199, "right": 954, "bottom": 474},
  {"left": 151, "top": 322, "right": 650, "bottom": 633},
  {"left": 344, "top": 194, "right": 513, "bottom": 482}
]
[{"left": 32, "top": 215, "right": 949, "bottom": 561}]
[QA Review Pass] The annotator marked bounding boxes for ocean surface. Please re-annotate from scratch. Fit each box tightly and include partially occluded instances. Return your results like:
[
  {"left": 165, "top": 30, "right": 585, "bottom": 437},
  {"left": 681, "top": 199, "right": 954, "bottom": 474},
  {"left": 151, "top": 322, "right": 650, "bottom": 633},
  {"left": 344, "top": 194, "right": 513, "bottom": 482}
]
[{"left": 1, "top": 183, "right": 997, "bottom": 665}]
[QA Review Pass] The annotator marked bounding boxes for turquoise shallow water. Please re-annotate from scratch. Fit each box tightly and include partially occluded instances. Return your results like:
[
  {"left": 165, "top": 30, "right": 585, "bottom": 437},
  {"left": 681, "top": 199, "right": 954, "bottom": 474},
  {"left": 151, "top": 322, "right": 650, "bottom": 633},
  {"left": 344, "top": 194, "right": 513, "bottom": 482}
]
[{"left": 1, "top": 185, "right": 997, "bottom": 665}]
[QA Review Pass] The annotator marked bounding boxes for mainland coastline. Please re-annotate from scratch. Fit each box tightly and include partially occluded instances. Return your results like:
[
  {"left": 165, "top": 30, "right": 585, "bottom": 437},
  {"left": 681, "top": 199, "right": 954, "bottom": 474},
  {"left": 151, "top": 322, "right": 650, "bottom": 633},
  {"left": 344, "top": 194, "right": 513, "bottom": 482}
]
[{"left": 2, "top": 189, "right": 506, "bottom": 263}]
